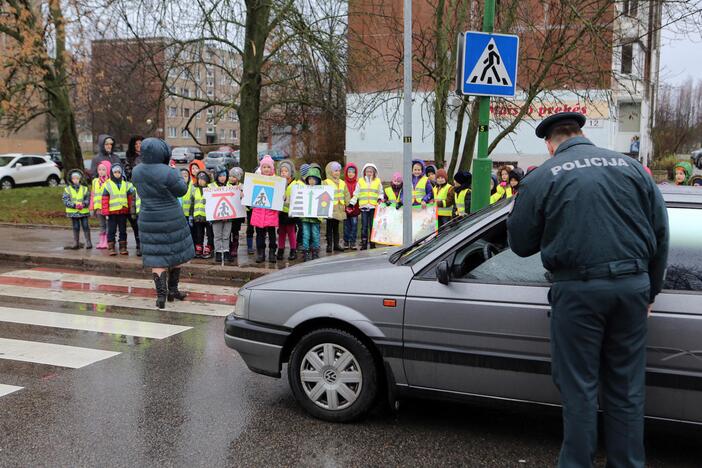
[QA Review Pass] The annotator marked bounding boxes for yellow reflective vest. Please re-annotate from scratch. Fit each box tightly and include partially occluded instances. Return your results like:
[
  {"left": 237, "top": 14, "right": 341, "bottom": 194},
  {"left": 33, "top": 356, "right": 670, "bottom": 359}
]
[
  {"left": 64, "top": 186, "right": 89, "bottom": 215},
  {"left": 91, "top": 178, "right": 106, "bottom": 211},
  {"left": 181, "top": 183, "right": 193, "bottom": 217},
  {"left": 384, "top": 186, "right": 399, "bottom": 203},
  {"left": 357, "top": 178, "right": 382, "bottom": 207},
  {"left": 490, "top": 184, "right": 513, "bottom": 204},
  {"left": 455, "top": 189, "right": 470, "bottom": 215},
  {"left": 126, "top": 182, "right": 141, "bottom": 214},
  {"left": 192, "top": 186, "right": 206, "bottom": 219},
  {"left": 283, "top": 180, "right": 304, "bottom": 213},
  {"left": 433, "top": 184, "right": 453, "bottom": 217},
  {"left": 103, "top": 180, "right": 129, "bottom": 213},
  {"left": 413, "top": 176, "right": 429, "bottom": 203},
  {"left": 324, "top": 178, "right": 347, "bottom": 206}
]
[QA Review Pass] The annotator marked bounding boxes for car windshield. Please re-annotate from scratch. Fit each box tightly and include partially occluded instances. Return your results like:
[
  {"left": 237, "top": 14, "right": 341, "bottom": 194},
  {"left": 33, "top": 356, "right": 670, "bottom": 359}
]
[
  {"left": 208, "top": 152, "right": 224, "bottom": 158},
  {"left": 0, "top": 156, "right": 14, "bottom": 167},
  {"left": 391, "top": 199, "right": 510, "bottom": 266}
]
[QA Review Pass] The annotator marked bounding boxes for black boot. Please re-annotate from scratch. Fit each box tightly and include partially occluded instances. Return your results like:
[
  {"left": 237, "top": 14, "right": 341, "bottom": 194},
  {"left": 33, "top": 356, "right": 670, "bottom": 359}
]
[
  {"left": 288, "top": 249, "right": 297, "bottom": 261},
  {"left": 65, "top": 230, "right": 80, "bottom": 250},
  {"left": 255, "top": 248, "right": 265, "bottom": 263},
  {"left": 84, "top": 229, "right": 92, "bottom": 249},
  {"left": 360, "top": 240, "right": 368, "bottom": 250},
  {"left": 214, "top": 252, "right": 222, "bottom": 264},
  {"left": 136, "top": 241, "right": 142, "bottom": 257},
  {"left": 326, "top": 244, "right": 333, "bottom": 253},
  {"left": 153, "top": 271, "right": 168, "bottom": 309},
  {"left": 276, "top": 248, "right": 285, "bottom": 261},
  {"left": 268, "top": 248, "right": 277, "bottom": 263},
  {"left": 167, "top": 268, "right": 188, "bottom": 302},
  {"left": 302, "top": 249, "right": 309, "bottom": 262},
  {"left": 311, "top": 248, "right": 320, "bottom": 260}
]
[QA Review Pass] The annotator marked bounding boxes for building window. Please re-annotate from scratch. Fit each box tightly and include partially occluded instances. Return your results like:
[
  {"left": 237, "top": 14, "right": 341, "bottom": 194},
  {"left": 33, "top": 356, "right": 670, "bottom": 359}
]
[
  {"left": 196, "top": 128, "right": 201, "bottom": 138},
  {"left": 220, "top": 129, "right": 226, "bottom": 140},
  {"left": 194, "top": 70, "right": 201, "bottom": 82},
  {"left": 207, "top": 89, "right": 214, "bottom": 97},
  {"left": 229, "top": 111, "right": 237, "bottom": 121},
  {"left": 167, "top": 127, "right": 177, "bottom": 138},
  {"left": 623, "top": 0, "right": 638, "bottom": 17},
  {"left": 230, "top": 129, "right": 237, "bottom": 140},
  {"left": 181, "top": 128, "right": 189, "bottom": 138},
  {"left": 195, "top": 112, "right": 201, "bottom": 120},
  {"left": 618, "top": 102, "right": 641, "bottom": 132},
  {"left": 621, "top": 43, "right": 633, "bottom": 75},
  {"left": 207, "top": 127, "right": 215, "bottom": 134},
  {"left": 207, "top": 109, "right": 214, "bottom": 117},
  {"left": 207, "top": 79, "right": 214, "bottom": 88},
  {"left": 183, "top": 108, "right": 190, "bottom": 118},
  {"left": 168, "top": 106, "right": 178, "bottom": 118},
  {"left": 206, "top": 67, "right": 214, "bottom": 77},
  {"left": 181, "top": 88, "right": 191, "bottom": 98}
]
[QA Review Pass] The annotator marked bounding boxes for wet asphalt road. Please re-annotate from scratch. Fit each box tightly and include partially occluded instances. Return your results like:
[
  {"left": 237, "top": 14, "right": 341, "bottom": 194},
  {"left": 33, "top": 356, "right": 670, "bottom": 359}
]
[{"left": 0, "top": 272, "right": 700, "bottom": 467}]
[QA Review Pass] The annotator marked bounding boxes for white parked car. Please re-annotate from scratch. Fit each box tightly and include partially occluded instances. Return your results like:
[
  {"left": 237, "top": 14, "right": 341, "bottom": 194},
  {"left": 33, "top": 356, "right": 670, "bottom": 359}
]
[{"left": 0, "top": 154, "right": 62, "bottom": 190}]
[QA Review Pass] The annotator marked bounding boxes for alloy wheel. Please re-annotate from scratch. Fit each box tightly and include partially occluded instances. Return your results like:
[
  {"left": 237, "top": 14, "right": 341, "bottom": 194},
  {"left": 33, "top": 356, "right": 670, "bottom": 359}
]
[{"left": 300, "top": 343, "right": 363, "bottom": 411}]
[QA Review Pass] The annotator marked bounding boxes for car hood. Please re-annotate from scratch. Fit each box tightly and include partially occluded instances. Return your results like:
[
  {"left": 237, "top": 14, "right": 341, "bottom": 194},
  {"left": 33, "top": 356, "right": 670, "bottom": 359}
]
[{"left": 244, "top": 247, "right": 414, "bottom": 296}]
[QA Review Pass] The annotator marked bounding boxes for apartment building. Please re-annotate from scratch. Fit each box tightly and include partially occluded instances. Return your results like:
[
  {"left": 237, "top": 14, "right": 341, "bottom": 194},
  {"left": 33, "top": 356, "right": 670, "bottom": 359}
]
[
  {"left": 91, "top": 38, "right": 240, "bottom": 150},
  {"left": 346, "top": 0, "right": 663, "bottom": 178}
]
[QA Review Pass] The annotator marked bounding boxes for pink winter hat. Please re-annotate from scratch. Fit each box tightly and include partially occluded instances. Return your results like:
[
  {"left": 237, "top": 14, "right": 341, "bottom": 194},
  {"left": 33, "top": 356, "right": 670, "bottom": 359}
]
[
  {"left": 391, "top": 172, "right": 402, "bottom": 185},
  {"left": 259, "top": 155, "right": 275, "bottom": 171}
]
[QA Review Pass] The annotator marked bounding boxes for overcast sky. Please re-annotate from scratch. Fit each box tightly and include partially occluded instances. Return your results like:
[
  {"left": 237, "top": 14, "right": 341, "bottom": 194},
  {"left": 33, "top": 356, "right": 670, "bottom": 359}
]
[{"left": 659, "top": 23, "right": 702, "bottom": 86}]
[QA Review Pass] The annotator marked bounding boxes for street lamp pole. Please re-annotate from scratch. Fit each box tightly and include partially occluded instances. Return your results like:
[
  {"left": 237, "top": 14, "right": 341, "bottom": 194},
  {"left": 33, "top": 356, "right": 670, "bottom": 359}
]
[
  {"left": 470, "top": 0, "right": 496, "bottom": 212},
  {"left": 401, "top": 0, "right": 413, "bottom": 246}
]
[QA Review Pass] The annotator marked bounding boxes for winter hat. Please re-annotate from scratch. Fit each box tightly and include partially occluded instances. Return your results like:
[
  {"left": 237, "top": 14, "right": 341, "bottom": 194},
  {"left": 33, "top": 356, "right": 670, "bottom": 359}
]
[
  {"left": 391, "top": 172, "right": 402, "bottom": 185},
  {"left": 508, "top": 170, "right": 522, "bottom": 183},
  {"left": 215, "top": 165, "right": 228, "bottom": 179},
  {"left": 511, "top": 166, "right": 524, "bottom": 179},
  {"left": 329, "top": 161, "right": 342, "bottom": 172},
  {"left": 310, "top": 163, "right": 323, "bottom": 179},
  {"left": 436, "top": 168, "right": 448, "bottom": 181},
  {"left": 454, "top": 171, "right": 472, "bottom": 186},
  {"left": 425, "top": 165, "right": 437, "bottom": 176},
  {"left": 277, "top": 159, "right": 296, "bottom": 178},
  {"left": 674, "top": 161, "right": 692, "bottom": 184},
  {"left": 229, "top": 167, "right": 244, "bottom": 181},
  {"left": 68, "top": 169, "right": 83, "bottom": 185},
  {"left": 300, "top": 163, "right": 311, "bottom": 178},
  {"left": 306, "top": 167, "right": 322, "bottom": 185},
  {"left": 259, "top": 155, "right": 275, "bottom": 172},
  {"left": 361, "top": 163, "right": 378, "bottom": 179},
  {"left": 197, "top": 170, "right": 211, "bottom": 184},
  {"left": 180, "top": 168, "right": 190, "bottom": 177},
  {"left": 111, "top": 163, "right": 123, "bottom": 175}
]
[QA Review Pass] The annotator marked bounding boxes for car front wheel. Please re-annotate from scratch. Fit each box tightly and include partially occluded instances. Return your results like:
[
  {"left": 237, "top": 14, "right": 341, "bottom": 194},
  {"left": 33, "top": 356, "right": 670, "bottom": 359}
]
[
  {"left": 46, "top": 175, "right": 60, "bottom": 187},
  {"left": 0, "top": 177, "right": 14, "bottom": 190},
  {"left": 288, "top": 328, "right": 378, "bottom": 422}
]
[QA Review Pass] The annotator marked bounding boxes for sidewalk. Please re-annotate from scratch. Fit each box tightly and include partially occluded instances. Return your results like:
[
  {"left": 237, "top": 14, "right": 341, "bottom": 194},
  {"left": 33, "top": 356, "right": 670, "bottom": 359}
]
[{"left": 0, "top": 223, "right": 335, "bottom": 284}]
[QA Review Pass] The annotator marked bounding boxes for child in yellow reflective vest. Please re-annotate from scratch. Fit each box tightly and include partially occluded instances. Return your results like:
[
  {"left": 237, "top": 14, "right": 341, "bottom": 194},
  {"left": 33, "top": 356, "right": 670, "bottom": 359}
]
[
  {"left": 90, "top": 160, "right": 111, "bottom": 249},
  {"left": 433, "top": 169, "right": 455, "bottom": 228},
  {"left": 228, "top": 167, "right": 245, "bottom": 259},
  {"left": 350, "top": 163, "right": 383, "bottom": 250},
  {"left": 62, "top": 169, "right": 92, "bottom": 250},
  {"left": 101, "top": 163, "right": 135, "bottom": 256},
  {"left": 453, "top": 171, "right": 472, "bottom": 216},
  {"left": 324, "top": 161, "right": 347, "bottom": 253},
  {"left": 277, "top": 160, "right": 300, "bottom": 261},
  {"left": 190, "top": 170, "right": 214, "bottom": 259}
]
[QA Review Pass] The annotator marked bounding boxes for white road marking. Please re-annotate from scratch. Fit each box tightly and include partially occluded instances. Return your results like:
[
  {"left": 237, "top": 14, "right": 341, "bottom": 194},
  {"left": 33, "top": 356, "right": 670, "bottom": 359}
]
[
  {"left": 0, "top": 285, "right": 231, "bottom": 317},
  {"left": 0, "top": 338, "right": 120, "bottom": 368},
  {"left": 0, "top": 383, "right": 23, "bottom": 397},
  {"left": 0, "top": 270, "right": 239, "bottom": 295},
  {"left": 0, "top": 307, "right": 191, "bottom": 339}
]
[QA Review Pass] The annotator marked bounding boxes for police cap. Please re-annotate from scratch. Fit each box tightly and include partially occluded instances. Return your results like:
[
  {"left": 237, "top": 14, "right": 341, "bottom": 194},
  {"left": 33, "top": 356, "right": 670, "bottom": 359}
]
[{"left": 535, "top": 112, "right": 586, "bottom": 139}]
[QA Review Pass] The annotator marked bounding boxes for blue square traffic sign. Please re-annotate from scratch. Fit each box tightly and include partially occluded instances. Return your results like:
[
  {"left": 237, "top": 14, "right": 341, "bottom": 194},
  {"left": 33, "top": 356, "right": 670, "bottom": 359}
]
[{"left": 458, "top": 31, "right": 519, "bottom": 97}]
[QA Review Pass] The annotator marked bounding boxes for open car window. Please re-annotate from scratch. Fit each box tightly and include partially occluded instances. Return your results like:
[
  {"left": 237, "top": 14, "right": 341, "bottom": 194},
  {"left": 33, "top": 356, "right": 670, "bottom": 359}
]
[{"left": 464, "top": 249, "right": 548, "bottom": 285}]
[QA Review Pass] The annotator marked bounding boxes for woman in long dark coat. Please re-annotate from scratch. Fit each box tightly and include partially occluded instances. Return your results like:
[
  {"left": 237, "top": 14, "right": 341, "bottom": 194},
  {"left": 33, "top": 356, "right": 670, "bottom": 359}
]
[{"left": 131, "top": 138, "right": 195, "bottom": 308}]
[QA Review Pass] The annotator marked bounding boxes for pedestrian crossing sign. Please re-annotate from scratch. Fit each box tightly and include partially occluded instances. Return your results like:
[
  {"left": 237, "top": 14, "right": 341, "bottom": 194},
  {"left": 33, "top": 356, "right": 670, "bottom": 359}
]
[{"left": 458, "top": 31, "right": 519, "bottom": 97}]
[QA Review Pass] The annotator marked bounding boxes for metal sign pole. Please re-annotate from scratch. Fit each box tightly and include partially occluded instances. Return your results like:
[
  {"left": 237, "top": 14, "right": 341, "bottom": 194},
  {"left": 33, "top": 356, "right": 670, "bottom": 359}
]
[
  {"left": 402, "top": 0, "right": 413, "bottom": 246},
  {"left": 469, "top": 0, "right": 496, "bottom": 213}
]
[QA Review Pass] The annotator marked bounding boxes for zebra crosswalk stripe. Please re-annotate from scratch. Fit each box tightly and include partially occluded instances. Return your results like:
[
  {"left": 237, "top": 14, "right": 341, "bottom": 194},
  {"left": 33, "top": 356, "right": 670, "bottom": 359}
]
[
  {"left": 0, "top": 306, "right": 191, "bottom": 339},
  {"left": 0, "top": 384, "right": 23, "bottom": 397},
  {"left": 0, "top": 285, "right": 232, "bottom": 316},
  {"left": 0, "top": 338, "right": 120, "bottom": 369}
]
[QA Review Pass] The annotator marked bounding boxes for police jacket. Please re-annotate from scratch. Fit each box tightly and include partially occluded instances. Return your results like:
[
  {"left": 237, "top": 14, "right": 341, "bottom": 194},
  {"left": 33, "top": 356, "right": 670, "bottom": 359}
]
[{"left": 507, "top": 136, "right": 669, "bottom": 302}]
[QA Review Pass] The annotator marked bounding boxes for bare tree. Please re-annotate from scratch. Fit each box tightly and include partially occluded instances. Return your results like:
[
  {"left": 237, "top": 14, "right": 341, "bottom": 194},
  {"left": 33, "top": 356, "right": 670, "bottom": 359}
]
[
  {"left": 0, "top": 0, "right": 85, "bottom": 172},
  {"left": 652, "top": 79, "right": 702, "bottom": 156}
]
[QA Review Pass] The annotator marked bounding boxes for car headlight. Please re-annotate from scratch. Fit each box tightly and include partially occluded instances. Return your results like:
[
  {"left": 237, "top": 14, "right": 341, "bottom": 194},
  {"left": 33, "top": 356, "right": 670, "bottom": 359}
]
[{"left": 232, "top": 288, "right": 250, "bottom": 319}]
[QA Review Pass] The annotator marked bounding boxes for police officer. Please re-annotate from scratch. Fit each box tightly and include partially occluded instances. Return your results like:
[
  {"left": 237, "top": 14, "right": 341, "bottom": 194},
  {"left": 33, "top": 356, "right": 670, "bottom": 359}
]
[{"left": 507, "top": 112, "right": 669, "bottom": 468}]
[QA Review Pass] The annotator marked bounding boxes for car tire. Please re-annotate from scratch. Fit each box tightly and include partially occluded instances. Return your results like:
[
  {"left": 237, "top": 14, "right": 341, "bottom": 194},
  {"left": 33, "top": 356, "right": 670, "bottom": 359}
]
[
  {"left": 288, "top": 328, "right": 378, "bottom": 422},
  {"left": 0, "top": 177, "right": 14, "bottom": 190},
  {"left": 46, "top": 175, "right": 60, "bottom": 187}
]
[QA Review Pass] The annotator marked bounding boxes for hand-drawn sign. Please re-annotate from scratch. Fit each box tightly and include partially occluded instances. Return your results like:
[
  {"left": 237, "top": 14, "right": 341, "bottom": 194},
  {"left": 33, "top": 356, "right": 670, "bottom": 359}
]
[{"left": 204, "top": 186, "right": 245, "bottom": 221}]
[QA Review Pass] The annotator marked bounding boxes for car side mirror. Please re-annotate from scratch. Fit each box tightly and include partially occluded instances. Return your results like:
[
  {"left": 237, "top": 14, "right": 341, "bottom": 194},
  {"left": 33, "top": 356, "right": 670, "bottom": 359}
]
[
  {"left": 436, "top": 260, "right": 451, "bottom": 285},
  {"left": 14, "top": 163, "right": 22, "bottom": 169}
]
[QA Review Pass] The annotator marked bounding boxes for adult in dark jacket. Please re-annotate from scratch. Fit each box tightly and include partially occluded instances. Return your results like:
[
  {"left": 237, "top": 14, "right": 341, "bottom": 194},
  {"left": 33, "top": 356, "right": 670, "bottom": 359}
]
[
  {"left": 131, "top": 138, "right": 195, "bottom": 309},
  {"left": 92, "top": 134, "right": 121, "bottom": 175},
  {"left": 507, "top": 113, "right": 669, "bottom": 468},
  {"left": 124, "top": 135, "right": 143, "bottom": 180}
]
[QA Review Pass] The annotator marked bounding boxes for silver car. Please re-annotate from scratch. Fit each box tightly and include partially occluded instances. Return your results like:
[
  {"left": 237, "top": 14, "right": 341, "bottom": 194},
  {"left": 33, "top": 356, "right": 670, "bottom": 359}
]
[{"left": 225, "top": 186, "right": 702, "bottom": 423}]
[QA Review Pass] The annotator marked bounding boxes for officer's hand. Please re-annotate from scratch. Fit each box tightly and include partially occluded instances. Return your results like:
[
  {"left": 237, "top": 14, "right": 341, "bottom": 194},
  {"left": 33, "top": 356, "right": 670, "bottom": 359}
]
[{"left": 647, "top": 303, "right": 654, "bottom": 318}]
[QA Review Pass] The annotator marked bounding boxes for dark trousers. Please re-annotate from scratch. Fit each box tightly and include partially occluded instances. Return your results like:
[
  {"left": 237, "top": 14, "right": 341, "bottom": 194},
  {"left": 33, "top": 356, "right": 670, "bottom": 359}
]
[
  {"left": 107, "top": 214, "right": 127, "bottom": 243},
  {"left": 296, "top": 218, "right": 303, "bottom": 246},
  {"left": 126, "top": 214, "right": 140, "bottom": 244},
  {"left": 360, "top": 209, "right": 375, "bottom": 243},
  {"left": 344, "top": 216, "right": 358, "bottom": 244},
  {"left": 193, "top": 222, "right": 213, "bottom": 246},
  {"left": 71, "top": 217, "right": 90, "bottom": 234},
  {"left": 255, "top": 227, "right": 277, "bottom": 251},
  {"left": 246, "top": 210, "right": 255, "bottom": 242},
  {"left": 326, "top": 219, "right": 340, "bottom": 247},
  {"left": 549, "top": 273, "right": 649, "bottom": 468}
]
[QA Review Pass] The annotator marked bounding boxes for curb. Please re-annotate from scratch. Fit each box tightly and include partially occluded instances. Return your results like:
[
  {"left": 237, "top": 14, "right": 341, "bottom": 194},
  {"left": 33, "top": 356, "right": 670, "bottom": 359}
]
[{"left": 0, "top": 251, "right": 272, "bottom": 284}]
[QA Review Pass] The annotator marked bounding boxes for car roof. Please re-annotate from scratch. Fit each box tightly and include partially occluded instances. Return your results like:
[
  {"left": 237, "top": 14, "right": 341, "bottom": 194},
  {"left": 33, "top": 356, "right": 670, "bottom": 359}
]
[{"left": 659, "top": 185, "right": 702, "bottom": 204}]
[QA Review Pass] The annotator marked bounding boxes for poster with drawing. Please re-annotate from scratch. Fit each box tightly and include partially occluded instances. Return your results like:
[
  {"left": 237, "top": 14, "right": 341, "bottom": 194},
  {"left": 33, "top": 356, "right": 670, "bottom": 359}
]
[
  {"left": 371, "top": 204, "right": 438, "bottom": 246},
  {"left": 204, "top": 186, "right": 245, "bottom": 221},
  {"left": 242, "top": 173, "right": 286, "bottom": 211},
  {"left": 288, "top": 185, "right": 335, "bottom": 218}
]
